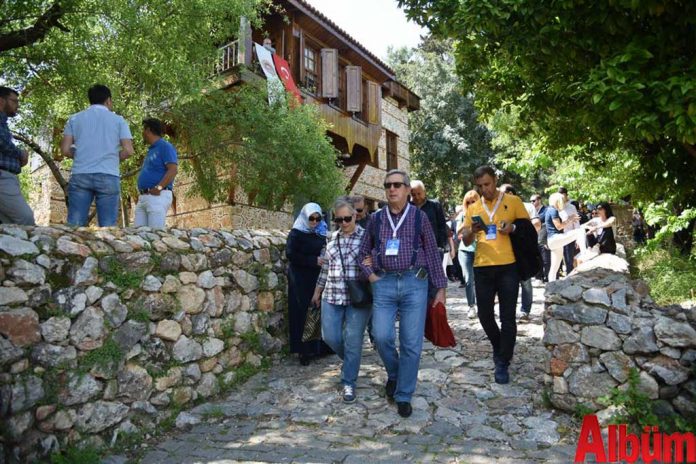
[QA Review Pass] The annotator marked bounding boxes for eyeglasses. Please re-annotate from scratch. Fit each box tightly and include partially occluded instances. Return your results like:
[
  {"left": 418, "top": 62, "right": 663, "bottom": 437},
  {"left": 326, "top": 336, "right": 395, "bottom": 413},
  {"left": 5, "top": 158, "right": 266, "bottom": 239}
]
[
  {"left": 355, "top": 208, "right": 364, "bottom": 213},
  {"left": 384, "top": 182, "right": 407, "bottom": 189},
  {"left": 333, "top": 216, "right": 353, "bottom": 224},
  {"left": 308, "top": 215, "right": 321, "bottom": 222}
]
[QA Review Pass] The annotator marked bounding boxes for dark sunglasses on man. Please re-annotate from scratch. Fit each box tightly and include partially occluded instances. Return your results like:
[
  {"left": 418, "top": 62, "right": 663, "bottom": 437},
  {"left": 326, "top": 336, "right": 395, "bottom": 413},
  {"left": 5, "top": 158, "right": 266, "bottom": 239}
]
[
  {"left": 384, "top": 182, "right": 406, "bottom": 189},
  {"left": 333, "top": 216, "right": 353, "bottom": 224}
]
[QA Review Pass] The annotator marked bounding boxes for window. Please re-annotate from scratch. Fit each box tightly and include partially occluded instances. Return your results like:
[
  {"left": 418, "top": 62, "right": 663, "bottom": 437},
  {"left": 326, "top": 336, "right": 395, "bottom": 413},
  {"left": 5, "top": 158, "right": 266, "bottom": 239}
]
[
  {"left": 386, "top": 131, "right": 398, "bottom": 170},
  {"left": 303, "top": 45, "right": 319, "bottom": 94}
]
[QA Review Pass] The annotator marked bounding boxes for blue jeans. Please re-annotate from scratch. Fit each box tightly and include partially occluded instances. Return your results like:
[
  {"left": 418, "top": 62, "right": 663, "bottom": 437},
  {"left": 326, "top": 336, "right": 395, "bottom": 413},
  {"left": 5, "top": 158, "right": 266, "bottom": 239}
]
[
  {"left": 67, "top": 173, "right": 121, "bottom": 227},
  {"left": 371, "top": 269, "right": 429, "bottom": 403},
  {"left": 321, "top": 301, "right": 371, "bottom": 388},
  {"left": 520, "top": 278, "right": 533, "bottom": 314},
  {"left": 458, "top": 250, "right": 476, "bottom": 306},
  {"left": 474, "top": 264, "right": 520, "bottom": 363}
]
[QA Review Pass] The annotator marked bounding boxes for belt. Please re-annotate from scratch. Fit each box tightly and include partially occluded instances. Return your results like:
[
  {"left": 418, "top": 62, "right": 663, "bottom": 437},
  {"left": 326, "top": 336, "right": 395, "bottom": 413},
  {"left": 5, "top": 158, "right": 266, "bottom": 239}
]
[{"left": 139, "top": 186, "right": 172, "bottom": 195}]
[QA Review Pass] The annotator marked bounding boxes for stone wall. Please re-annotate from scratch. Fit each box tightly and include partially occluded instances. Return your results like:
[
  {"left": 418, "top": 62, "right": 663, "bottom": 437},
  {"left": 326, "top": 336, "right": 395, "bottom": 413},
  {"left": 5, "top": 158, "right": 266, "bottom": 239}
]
[
  {"left": 542, "top": 254, "right": 696, "bottom": 424},
  {"left": 0, "top": 225, "right": 288, "bottom": 462}
]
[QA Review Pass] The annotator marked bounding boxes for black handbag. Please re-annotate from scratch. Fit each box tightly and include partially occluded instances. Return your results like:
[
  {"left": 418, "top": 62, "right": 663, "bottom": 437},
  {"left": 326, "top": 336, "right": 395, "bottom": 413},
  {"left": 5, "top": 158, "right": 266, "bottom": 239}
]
[
  {"left": 337, "top": 234, "right": 372, "bottom": 309},
  {"left": 301, "top": 305, "right": 321, "bottom": 342}
]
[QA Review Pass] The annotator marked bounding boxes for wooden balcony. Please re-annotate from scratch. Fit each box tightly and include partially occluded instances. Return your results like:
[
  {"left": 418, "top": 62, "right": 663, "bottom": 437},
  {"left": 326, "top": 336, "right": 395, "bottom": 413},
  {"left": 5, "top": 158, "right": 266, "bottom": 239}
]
[{"left": 215, "top": 40, "right": 240, "bottom": 74}]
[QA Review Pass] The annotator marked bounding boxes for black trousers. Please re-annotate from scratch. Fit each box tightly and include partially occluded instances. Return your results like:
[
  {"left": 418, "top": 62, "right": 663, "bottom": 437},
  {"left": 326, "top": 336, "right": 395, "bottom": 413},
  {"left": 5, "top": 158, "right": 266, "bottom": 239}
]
[
  {"left": 474, "top": 264, "right": 520, "bottom": 363},
  {"left": 538, "top": 245, "right": 551, "bottom": 282}
]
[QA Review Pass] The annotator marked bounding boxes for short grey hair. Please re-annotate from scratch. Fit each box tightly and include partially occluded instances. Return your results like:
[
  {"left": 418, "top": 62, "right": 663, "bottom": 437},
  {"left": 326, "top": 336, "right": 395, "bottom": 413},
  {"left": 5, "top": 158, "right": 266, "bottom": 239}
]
[
  {"left": 410, "top": 180, "right": 425, "bottom": 190},
  {"left": 349, "top": 194, "right": 365, "bottom": 204},
  {"left": 333, "top": 196, "right": 355, "bottom": 214},
  {"left": 384, "top": 169, "right": 410, "bottom": 186}
]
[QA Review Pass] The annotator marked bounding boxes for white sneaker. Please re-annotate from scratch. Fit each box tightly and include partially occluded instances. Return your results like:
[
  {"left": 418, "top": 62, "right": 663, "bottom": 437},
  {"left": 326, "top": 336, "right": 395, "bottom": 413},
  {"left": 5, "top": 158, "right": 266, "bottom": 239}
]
[
  {"left": 342, "top": 385, "right": 356, "bottom": 403},
  {"left": 467, "top": 305, "right": 477, "bottom": 319}
]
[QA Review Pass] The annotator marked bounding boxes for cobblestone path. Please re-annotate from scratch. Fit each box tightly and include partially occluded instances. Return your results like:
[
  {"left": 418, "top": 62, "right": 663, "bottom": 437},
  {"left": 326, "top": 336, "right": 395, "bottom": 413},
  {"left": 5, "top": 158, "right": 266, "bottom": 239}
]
[{"left": 125, "top": 281, "right": 581, "bottom": 463}]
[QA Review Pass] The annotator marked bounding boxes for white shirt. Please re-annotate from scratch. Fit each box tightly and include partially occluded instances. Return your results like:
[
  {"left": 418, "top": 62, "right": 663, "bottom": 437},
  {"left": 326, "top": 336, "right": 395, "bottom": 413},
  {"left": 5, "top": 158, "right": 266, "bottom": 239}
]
[{"left": 560, "top": 202, "right": 580, "bottom": 231}]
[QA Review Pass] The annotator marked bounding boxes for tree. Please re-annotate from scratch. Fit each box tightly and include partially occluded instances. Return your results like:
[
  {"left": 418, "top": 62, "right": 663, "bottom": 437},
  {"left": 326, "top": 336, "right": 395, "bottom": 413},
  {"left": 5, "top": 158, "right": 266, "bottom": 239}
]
[
  {"left": 398, "top": 0, "right": 696, "bottom": 252},
  {"left": 387, "top": 38, "right": 495, "bottom": 205},
  {"left": 1, "top": 0, "right": 344, "bottom": 215}
]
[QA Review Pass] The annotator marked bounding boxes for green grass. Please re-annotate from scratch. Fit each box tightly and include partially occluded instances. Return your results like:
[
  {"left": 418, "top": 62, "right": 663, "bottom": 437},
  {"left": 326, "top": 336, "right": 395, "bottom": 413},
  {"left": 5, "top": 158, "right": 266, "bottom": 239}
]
[
  {"left": 79, "top": 338, "right": 123, "bottom": 372},
  {"left": 101, "top": 256, "right": 145, "bottom": 290},
  {"left": 631, "top": 246, "right": 696, "bottom": 305},
  {"left": 51, "top": 445, "right": 101, "bottom": 464}
]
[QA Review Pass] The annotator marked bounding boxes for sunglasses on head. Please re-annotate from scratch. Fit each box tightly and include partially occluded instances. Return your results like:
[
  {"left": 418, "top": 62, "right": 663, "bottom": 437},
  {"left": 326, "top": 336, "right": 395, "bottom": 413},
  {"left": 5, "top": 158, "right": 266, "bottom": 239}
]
[
  {"left": 384, "top": 182, "right": 407, "bottom": 189},
  {"left": 333, "top": 216, "right": 353, "bottom": 224},
  {"left": 308, "top": 215, "right": 321, "bottom": 222}
]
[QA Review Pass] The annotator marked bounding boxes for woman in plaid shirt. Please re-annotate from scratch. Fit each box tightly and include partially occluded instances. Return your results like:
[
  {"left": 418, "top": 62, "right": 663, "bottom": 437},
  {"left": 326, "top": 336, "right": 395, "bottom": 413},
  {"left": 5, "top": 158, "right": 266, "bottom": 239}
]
[{"left": 311, "top": 198, "right": 370, "bottom": 404}]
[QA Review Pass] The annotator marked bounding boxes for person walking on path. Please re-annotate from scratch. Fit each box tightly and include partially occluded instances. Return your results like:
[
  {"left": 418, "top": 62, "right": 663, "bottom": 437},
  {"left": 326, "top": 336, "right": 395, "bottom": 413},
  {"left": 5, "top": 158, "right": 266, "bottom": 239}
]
[
  {"left": 531, "top": 194, "right": 550, "bottom": 282},
  {"left": 311, "top": 198, "right": 370, "bottom": 404},
  {"left": 286, "top": 203, "right": 332, "bottom": 366},
  {"left": 133, "top": 118, "right": 178, "bottom": 229},
  {"left": 359, "top": 169, "right": 447, "bottom": 418},
  {"left": 351, "top": 194, "right": 371, "bottom": 229},
  {"left": 461, "top": 166, "right": 529, "bottom": 384},
  {"left": 60, "top": 84, "right": 134, "bottom": 227},
  {"left": 0, "top": 87, "right": 35, "bottom": 226},
  {"left": 500, "top": 184, "right": 541, "bottom": 321},
  {"left": 456, "top": 190, "right": 480, "bottom": 318}
]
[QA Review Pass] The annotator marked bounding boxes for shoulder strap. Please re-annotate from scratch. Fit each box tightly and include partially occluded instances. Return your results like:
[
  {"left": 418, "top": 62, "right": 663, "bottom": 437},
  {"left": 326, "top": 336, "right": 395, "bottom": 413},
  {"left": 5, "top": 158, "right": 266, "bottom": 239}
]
[
  {"left": 411, "top": 209, "right": 422, "bottom": 267},
  {"left": 372, "top": 209, "right": 383, "bottom": 269}
]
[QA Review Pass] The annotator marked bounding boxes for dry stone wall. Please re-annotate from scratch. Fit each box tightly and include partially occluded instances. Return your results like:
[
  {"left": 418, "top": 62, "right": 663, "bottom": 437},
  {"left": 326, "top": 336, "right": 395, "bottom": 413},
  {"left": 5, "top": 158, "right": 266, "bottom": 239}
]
[
  {"left": 542, "top": 254, "right": 696, "bottom": 424},
  {"left": 0, "top": 224, "right": 288, "bottom": 462}
]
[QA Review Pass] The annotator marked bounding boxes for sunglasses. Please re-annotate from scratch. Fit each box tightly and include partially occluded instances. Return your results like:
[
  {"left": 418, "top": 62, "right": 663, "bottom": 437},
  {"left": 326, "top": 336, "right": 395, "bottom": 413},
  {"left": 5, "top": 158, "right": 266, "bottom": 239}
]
[
  {"left": 308, "top": 215, "right": 321, "bottom": 222},
  {"left": 465, "top": 201, "right": 476, "bottom": 205},
  {"left": 355, "top": 208, "right": 364, "bottom": 213},
  {"left": 333, "top": 216, "right": 353, "bottom": 224},
  {"left": 384, "top": 182, "right": 407, "bottom": 189}
]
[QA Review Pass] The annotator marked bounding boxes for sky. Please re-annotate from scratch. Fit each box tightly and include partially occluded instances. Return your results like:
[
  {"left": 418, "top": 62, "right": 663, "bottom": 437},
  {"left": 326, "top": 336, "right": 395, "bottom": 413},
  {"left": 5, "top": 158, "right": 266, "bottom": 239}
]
[{"left": 303, "top": 0, "right": 427, "bottom": 60}]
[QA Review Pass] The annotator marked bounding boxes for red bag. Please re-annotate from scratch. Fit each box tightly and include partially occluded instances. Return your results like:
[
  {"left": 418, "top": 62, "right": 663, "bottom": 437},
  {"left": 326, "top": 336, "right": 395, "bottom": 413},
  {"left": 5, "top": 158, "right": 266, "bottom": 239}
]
[{"left": 424, "top": 301, "right": 456, "bottom": 347}]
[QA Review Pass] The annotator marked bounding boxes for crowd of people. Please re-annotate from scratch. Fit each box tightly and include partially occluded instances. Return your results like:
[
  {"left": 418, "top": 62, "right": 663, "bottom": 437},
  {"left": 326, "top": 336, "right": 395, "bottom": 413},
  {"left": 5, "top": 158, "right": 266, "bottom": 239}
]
[
  {"left": 2, "top": 86, "right": 628, "bottom": 419},
  {"left": 0, "top": 85, "right": 178, "bottom": 229},
  {"left": 287, "top": 167, "right": 625, "bottom": 417}
]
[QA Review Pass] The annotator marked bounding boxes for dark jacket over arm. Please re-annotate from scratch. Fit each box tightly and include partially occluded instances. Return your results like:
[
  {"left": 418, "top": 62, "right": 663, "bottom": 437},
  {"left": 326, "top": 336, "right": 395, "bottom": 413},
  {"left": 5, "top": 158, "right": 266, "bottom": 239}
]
[{"left": 510, "top": 218, "right": 543, "bottom": 281}]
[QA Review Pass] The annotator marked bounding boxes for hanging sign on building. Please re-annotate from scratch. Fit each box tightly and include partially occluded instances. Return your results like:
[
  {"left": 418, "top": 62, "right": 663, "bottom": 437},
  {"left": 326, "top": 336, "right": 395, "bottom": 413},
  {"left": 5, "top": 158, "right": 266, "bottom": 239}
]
[{"left": 254, "top": 43, "right": 284, "bottom": 104}]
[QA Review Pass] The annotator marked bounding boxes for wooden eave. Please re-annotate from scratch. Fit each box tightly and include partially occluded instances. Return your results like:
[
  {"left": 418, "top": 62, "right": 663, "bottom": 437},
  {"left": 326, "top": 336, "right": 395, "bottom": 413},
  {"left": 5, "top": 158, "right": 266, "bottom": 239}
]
[
  {"left": 282, "top": 0, "right": 394, "bottom": 83},
  {"left": 382, "top": 80, "right": 420, "bottom": 112}
]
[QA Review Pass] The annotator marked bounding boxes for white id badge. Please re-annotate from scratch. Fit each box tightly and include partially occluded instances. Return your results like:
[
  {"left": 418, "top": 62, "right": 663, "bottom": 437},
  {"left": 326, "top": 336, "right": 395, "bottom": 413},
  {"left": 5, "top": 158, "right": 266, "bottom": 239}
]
[
  {"left": 385, "top": 238, "right": 400, "bottom": 256},
  {"left": 486, "top": 224, "right": 498, "bottom": 241}
]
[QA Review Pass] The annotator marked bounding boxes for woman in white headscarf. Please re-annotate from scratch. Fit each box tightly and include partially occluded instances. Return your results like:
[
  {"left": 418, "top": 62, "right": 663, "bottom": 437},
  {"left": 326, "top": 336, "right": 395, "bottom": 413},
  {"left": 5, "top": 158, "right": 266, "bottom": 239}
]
[{"left": 286, "top": 203, "right": 331, "bottom": 365}]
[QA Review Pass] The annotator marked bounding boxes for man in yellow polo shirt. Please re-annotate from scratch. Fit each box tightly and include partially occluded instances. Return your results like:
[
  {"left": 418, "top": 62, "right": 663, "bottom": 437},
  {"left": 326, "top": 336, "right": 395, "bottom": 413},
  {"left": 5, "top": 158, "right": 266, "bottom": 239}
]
[{"left": 461, "top": 166, "right": 529, "bottom": 384}]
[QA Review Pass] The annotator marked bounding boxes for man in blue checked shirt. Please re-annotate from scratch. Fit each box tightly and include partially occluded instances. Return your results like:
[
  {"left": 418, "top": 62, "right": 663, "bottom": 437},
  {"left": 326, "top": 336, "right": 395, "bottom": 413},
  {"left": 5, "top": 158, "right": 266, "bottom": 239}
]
[
  {"left": 0, "top": 87, "right": 35, "bottom": 225},
  {"left": 359, "top": 169, "right": 447, "bottom": 418},
  {"left": 60, "top": 84, "right": 134, "bottom": 227}
]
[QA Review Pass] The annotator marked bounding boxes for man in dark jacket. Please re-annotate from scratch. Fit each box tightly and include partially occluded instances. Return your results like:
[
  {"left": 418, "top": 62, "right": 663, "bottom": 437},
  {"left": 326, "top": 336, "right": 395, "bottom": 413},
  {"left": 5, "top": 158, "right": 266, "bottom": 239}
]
[{"left": 410, "top": 180, "right": 448, "bottom": 252}]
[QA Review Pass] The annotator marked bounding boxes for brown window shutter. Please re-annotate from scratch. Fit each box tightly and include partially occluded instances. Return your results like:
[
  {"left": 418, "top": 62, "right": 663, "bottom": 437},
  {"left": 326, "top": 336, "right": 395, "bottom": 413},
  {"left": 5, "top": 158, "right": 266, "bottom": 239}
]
[
  {"left": 367, "top": 81, "right": 382, "bottom": 125},
  {"left": 299, "top": 32, "right": 305, "bottom": 83},
  {"left": 346, "top": 66, "right": 362, "bottom": 112},
  {"left": 321, "top": 49, "right": 338, "bottom": 98}
]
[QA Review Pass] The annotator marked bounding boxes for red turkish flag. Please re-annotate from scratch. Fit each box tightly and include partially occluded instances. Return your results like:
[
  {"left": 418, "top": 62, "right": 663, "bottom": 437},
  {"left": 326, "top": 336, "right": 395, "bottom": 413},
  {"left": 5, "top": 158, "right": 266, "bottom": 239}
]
[{"left": 273, "top": 55, "right": 302, "bottom": 104}]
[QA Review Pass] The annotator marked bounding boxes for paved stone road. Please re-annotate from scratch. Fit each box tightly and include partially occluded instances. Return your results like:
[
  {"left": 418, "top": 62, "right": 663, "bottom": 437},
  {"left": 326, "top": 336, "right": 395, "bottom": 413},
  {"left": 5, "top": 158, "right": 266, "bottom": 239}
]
[{"left": 121, "top": 281, "right": 582, "bottom": 463}]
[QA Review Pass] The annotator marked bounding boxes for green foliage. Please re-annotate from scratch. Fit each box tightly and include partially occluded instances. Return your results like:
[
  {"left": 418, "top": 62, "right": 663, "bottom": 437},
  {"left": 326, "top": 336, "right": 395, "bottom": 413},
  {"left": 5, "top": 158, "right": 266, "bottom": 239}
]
[
  {"left": 158, "top": 404, "right": 183, "bottom": 432},
  {"left": 248, "top": 262, "right": 270, "bottom": 291},
  {"left": 387, "top": 38, "right": 495, "bottom": 203},
  {"left": 201, "top": 406, "right": 225, "bottom": 421},
  {"left": 79, "top": 338, "right": 123, "bottom": 372},
  {"left": 574, "top": 403, "right": 595, "bottom": 420},
  {"left": 632, "top": 246, "right": 696, "bottom": 305},
  {"left": 101, "top": 257, "right": 144, "bottom": 290},
  {"left": 239, "top": 331, "right": 261, "bottom": 352},
  {"left": 172, "top": 86, "right": 345, "bottom": 211},
  {"left": 51, "top": 444, "right": 101, "bottom": 464},
  {"left": 598, "top": 368, "right": 659, "bottom": 430},
  {"left": 398, "top": 0, "right": 696, "bottom": 240},
  {"left": 0, "top": 1, "right": 345, "bottom": 213}
]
